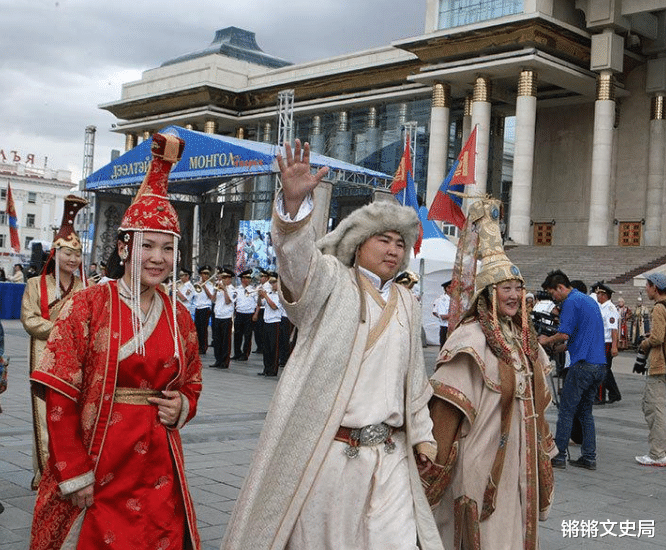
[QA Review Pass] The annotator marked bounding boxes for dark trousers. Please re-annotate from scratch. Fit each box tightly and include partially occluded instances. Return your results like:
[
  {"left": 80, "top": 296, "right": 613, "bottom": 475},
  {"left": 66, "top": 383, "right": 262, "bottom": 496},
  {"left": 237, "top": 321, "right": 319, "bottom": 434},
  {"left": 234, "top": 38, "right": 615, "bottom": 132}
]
[
  {"left": 599, "top": 343, "right": 622, "bottom": 402},
  {"left": 212, "top": 317, "right": 232, "bottom": 368},
  {"left": 439, "top": 326, "right": 449, "bottom": 348},
  {"left": 279, "top": 317, "right": 293, "bottom": 367},
  {"left": 194, "top": 307, "right": 211, "bottom": 353},
  {"left": 253, "top": 309, "right": 265, "bottom": 353},
  {"left": 233, "top": 312, "right": 253, "bottom": 359},
  {"left": 262, "top": 321, "right": 280, "bottom": 376}
]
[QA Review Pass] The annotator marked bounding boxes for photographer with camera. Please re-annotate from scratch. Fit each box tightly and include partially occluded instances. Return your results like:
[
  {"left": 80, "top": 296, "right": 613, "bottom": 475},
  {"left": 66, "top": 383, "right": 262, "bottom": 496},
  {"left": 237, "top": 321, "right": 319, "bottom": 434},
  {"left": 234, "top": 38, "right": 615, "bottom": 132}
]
[
  {"left": 635, "top": 272, "right": 666, "bottom": 467},
  {"left": 539, "top": 270, "right": 606, "bottom": 471}
]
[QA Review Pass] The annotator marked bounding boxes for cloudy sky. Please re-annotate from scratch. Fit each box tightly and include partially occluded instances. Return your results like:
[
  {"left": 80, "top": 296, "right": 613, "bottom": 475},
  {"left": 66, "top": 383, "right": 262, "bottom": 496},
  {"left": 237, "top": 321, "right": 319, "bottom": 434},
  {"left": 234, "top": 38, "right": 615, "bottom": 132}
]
[{"left": 1, "top": 0, "right": 427, "bottom": 183}]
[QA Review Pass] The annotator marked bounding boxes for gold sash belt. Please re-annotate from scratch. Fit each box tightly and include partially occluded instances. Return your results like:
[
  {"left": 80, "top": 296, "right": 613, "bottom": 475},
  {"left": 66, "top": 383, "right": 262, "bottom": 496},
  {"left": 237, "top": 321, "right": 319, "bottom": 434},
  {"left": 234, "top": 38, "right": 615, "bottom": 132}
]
[{"left": 114, "top": 387, "right": 162, "bottom": 405}]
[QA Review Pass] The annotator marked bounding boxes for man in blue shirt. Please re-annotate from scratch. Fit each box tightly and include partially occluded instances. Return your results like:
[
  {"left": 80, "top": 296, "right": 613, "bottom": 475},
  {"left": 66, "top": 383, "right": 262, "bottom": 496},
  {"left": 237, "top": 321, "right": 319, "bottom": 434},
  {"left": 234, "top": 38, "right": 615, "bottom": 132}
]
[{"left": 539, "top": 270, "right": 606, "bottom": 470}]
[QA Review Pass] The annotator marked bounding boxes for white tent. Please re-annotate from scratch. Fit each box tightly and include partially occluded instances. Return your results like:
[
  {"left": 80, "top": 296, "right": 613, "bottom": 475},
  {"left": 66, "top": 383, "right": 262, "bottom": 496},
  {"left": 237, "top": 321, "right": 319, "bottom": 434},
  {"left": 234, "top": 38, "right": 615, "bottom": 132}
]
[{"left": 409, "top": 236, "right": 458, "bottom": 347}]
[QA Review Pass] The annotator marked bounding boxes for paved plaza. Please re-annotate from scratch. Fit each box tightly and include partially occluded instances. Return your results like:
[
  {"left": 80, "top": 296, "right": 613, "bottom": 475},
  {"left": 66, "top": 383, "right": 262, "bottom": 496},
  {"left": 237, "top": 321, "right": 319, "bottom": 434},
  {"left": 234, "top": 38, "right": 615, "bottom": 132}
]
[{"left": 1, "top": 317, "right": 665, "bottom": 549}]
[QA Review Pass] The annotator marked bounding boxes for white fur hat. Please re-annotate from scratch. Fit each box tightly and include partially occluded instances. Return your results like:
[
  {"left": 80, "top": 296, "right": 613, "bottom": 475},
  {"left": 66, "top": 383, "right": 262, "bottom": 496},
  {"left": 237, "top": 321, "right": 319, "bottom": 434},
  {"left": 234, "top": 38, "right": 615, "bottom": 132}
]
[{"left": 316, "top": 201, "right": 419, "bottom": 271}]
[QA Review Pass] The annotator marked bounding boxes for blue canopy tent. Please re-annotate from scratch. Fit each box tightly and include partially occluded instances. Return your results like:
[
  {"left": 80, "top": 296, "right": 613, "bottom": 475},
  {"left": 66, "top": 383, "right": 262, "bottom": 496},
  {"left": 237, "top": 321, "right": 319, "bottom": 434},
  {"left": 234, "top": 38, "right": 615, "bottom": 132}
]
[{"left": 85, "top": 125, "right": 392, "bottom": 196}]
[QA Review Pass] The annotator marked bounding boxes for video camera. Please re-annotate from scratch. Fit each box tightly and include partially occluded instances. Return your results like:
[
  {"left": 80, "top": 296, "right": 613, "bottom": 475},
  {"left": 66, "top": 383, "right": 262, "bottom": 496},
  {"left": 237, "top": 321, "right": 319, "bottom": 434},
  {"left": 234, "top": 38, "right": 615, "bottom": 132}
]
[{"left": 531, "top": 310, "right": 559, "bottom": 338}]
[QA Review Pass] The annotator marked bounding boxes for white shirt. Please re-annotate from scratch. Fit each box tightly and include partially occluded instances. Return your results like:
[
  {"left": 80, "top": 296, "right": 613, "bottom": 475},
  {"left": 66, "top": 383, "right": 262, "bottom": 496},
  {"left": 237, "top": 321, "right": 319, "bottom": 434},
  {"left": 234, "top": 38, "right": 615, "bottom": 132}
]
[
  {"left": 213, "top": 284, "right": 236, "bottom": 319},
  {"left": 433, "top": 293, "right": 451, "bottom": 327},
  {"left": 177, "top": 280, "right": 195, "bottom": 311},
  {"left": 191, "top": 279, "right": 214, "bottom": 309},
  {"left": 235, "top": 284, "right": 258, "bottom": 314},
  {"left": 598, "top": 299, "right": 619, "bottom": 343},
  {"left": 263, "top": 289, "right": 283, "bottom": 323}
]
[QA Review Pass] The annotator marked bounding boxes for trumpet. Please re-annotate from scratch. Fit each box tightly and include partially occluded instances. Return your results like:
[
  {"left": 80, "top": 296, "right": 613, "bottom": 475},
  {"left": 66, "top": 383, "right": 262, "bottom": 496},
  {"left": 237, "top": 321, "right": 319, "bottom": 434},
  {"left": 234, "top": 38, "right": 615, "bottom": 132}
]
[{"left": 215, "top": 280, "right": 228, "bottom": 290}]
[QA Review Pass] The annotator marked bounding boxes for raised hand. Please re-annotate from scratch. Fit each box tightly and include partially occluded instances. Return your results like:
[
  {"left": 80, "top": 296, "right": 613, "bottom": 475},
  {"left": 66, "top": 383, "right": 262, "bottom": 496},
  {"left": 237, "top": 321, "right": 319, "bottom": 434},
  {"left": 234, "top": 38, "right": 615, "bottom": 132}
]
[{"left": 277, "top": 139, "right": 329, "bottom": 218}]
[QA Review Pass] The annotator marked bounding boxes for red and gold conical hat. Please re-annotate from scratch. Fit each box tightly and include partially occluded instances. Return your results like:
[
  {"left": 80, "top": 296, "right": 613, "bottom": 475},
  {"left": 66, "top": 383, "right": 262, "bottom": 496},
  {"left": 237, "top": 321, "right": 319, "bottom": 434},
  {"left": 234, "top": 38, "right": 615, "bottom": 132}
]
[{"left": 119, "top": 133, "right": 185, "bottom": 236}]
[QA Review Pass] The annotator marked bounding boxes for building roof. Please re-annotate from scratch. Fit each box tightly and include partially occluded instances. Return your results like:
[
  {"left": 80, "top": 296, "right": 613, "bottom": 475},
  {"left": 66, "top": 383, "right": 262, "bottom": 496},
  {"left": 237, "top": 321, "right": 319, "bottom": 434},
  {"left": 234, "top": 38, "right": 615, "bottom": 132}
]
[{"left": 161, "top": 27, "right": 292, "bottom": 69}]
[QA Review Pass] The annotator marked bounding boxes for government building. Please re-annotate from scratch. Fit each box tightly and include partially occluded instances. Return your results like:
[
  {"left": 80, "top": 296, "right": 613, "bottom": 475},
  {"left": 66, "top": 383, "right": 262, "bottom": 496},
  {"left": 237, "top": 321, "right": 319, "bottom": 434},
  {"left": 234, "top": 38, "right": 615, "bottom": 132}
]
[
  {"left": 98, "top": 0, "right": 666, "bottom": 269},
  {"left": 0, "top": 155, "right": 75, "bottom": 273}
]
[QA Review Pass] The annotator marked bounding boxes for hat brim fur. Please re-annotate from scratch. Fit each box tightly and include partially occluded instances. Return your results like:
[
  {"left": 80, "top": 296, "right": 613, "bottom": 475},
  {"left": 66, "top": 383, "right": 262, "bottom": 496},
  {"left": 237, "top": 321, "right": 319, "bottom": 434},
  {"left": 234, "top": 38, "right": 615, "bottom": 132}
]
[{"left": 316, "top": 201, "right": 419, "bottom": 271}]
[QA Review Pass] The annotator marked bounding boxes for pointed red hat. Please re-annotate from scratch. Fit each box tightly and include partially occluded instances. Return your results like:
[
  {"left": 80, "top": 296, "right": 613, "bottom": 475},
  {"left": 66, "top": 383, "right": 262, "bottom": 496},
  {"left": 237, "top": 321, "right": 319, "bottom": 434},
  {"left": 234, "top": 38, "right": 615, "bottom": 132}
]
[{"left": 119, "top": 133, "right": 185, "bottom": 236}]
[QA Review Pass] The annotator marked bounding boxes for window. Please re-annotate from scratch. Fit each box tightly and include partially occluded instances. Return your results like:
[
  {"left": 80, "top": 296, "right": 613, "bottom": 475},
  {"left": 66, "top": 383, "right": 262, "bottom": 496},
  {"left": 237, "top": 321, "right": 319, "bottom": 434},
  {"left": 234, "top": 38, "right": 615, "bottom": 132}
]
[
  {"left": 26, "top": 213, "right": 36, "bottom": 228},
  {"left": 438, "top": 0, "right": 523, "bottom": 30},
  {"left": 441, "top": 224, "right": 458, "bottom": 238},
  {"left": 24, "top": 236, "right": 33, "bottom": 249},
  {"left": 0, "top": 189, "right": 6, "bottom": 200},
  {"left": 0, "top": 212, "right": 6, "bottom": 225},
  {"left": 28, "top": 192, "right": 37, "bottom": 204},
  {"left": 0, "top": 234, "right": 5, "bottom": 248}
]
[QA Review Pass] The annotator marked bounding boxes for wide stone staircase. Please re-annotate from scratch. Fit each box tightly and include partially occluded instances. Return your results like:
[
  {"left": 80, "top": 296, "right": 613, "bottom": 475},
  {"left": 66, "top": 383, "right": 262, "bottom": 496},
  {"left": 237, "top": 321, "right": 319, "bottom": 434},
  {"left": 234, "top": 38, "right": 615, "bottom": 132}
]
[{"left": 504, "top": 245, "right": 666, "bottom": 306}]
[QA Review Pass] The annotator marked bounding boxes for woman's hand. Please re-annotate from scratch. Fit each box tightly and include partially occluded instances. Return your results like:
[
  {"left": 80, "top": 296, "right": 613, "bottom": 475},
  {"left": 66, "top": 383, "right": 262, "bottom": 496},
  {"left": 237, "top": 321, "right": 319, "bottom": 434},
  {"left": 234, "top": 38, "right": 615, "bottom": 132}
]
[
  {"left": 69, "top": 483, "right": 94, "bottom": 509},
  {"left": 277, "top": 139, "right": 329, "bottom": 218},
  {"left": 147, "top": 390, "right": 182, "bottom": 427}
]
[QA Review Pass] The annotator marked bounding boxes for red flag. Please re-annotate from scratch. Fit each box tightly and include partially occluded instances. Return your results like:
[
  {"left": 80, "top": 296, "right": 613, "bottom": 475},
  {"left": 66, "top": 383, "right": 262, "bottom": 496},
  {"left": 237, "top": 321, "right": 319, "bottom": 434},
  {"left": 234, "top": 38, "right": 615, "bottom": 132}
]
[
  {"left": 427, "top": 161, "right": 466, "bottom": 229},
  {"left": 389, "top": 143, "right": 422, "bottom": 253},
  {"left": 390, "top": 142, "right": 411, "bottom": 194},
  {"left": 451, "top": 126, "right": 477, "bottom": 185},
  {"left": 6, "top": 183, "right": 20, "bottom": 253}
]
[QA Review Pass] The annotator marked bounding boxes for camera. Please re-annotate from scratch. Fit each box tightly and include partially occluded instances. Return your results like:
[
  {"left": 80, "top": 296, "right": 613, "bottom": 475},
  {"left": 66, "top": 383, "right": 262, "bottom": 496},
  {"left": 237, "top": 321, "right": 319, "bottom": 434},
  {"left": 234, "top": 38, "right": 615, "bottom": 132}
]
[
  {"left": 535, "top": 290, "right": 551, "bottom": 301},
  {"left": 531, "top": 310, "right": 559, "bottom": 338}
]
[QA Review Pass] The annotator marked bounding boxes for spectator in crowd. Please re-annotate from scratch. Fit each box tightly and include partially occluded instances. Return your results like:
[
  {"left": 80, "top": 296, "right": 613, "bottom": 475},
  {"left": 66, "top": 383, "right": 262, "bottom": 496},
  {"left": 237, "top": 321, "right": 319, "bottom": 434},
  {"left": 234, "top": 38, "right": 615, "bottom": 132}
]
[
  {"left": 616, "top": 296, "right": 631, "bottom": 350},
  {"left": 9, "top": 263, "right": 25, "bottom": 282},
  {"left": 594, "top": 282, "right": 621, "bottom": 405},
  {"left": 635, "top": 272, "right": 666, "bottom": 466},
  {"left": 539, "top": 270, "right": 606, "bottom": 470},
  {"left": 432, "top": 280, "right": 452, "bottom": 348},
  {"left": 0, "top": 267, "right": 7, "bottom": 281},
  {"left": 88, "top": 262, "right": 101, "bottom": 283}
]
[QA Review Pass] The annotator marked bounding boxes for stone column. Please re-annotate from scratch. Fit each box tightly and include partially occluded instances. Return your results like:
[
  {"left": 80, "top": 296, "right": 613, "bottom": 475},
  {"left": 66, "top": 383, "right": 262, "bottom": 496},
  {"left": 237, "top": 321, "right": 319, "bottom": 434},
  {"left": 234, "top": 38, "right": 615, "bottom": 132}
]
[
  {"left": 462, "top": 95, "right": 473, "bottom": 143},
  {"left": 509, "top": 69, "right": 538, "bottom": 245},
  {"left": 645, "top": 95, "right": 666, "bottom": 245},
  {"left": 185, "top": 123, "right": 194, "bottom": 130},
  {"left": 470, "top": 76, "right": 492, "bottom": 196},
  {"left": 204, "top": 120, "right": 217, "bottom": 134},
  {"left": 426, "top": 82, "right": 451, "bottom": 207},
  {"left": 587, "top": 71, "right": 616, "bottom": 246},
  {"left": 124, "top": 133, "right": 136, "bottom": 151},
  {"left": 365, "top": 106, "right": 380, "bottom": 161},
  {"left": 332, "top": 111, "right": 352, "bottom": 163},
  {"left": 309, "top": 115, "right": 325, "bottom": 154},
  {"left": 142, "top": 130, "right": 151, "bottom": 142}
]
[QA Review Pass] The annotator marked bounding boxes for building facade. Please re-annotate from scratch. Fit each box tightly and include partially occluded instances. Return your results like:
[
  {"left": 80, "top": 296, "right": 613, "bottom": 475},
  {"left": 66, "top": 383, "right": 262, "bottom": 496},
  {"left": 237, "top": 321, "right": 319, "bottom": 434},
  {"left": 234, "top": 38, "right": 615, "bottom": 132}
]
[
  {"left": 0, "top": 158, "right": 75, "bottom": 272},
  {"left": 100, "top": 1, "right": 666, "bottom": 253}
]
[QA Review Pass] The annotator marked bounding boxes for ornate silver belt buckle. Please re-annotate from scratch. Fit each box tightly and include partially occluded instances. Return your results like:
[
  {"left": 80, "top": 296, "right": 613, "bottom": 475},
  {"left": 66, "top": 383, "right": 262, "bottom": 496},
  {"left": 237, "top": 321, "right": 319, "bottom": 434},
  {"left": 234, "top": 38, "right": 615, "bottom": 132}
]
[{"left": 359, "top": 423, "right": 390, "bottom": 446}]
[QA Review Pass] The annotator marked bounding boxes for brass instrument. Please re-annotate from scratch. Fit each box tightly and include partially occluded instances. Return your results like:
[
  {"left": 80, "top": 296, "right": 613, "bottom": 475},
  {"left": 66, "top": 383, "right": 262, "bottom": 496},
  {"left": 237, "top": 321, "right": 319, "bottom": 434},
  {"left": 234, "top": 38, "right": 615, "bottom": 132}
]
[{"left": 194, "top": 283, "right": 203, "bottom": 293}]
